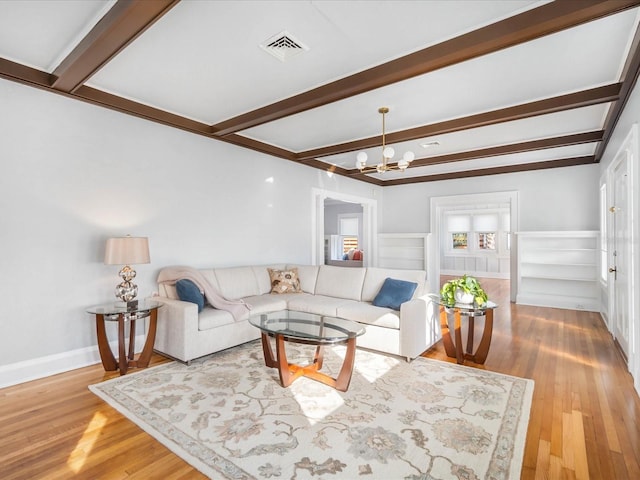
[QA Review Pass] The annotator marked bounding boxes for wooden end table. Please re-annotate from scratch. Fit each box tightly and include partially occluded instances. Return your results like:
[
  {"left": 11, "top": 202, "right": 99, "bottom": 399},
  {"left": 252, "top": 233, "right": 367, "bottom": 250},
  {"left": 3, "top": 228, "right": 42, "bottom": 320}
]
[
  {"left": 430, "top": 295, "right": 498, "bottom": 365},
  {"left": 87, "top": 300, "right": 162, "bottom": 375}
]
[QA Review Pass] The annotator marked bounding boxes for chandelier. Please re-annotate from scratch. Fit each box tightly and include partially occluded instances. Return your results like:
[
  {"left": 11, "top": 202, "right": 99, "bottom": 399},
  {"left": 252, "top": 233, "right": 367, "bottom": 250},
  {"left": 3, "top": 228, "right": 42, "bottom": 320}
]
[{"left": 355, "top": 107, "right": 415, "bottom": 173}]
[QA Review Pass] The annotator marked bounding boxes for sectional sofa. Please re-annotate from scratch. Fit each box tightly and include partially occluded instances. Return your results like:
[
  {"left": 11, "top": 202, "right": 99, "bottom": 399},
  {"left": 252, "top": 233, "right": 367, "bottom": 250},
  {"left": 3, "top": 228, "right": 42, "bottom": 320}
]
[{"left": 153, "top": 264, "right": 439, "bottom": 363}]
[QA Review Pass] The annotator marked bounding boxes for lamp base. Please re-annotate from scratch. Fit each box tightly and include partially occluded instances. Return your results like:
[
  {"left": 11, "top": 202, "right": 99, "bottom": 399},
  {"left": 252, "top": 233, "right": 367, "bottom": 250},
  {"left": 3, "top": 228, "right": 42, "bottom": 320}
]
[
  {"left": 126, "top": 299, "right": 139, "bottom": 311},
  {"left": 115, "top": 280, "right": 138, "bottom": 304}
]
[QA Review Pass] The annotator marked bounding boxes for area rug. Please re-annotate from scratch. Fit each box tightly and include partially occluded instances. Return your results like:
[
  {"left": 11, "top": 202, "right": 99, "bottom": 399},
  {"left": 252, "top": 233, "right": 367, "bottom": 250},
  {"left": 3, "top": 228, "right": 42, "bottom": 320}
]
[{"left": 89, "top": 341, "right": 534, "bottom": 479}]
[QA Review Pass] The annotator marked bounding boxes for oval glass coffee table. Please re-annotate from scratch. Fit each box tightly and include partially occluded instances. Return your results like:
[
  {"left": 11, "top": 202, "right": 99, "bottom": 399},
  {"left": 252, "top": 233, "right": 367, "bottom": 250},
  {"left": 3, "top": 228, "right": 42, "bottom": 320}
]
[{"left": 249, "top": 311, "right": 365, "bottom": 392}]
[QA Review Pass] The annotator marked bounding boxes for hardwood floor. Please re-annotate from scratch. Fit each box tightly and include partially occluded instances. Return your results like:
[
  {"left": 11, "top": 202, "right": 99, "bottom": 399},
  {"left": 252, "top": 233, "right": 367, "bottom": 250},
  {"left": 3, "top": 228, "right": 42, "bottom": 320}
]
[
  {"left": 430, "top": 276, "right": 640, "bottom": 479},
  {"left": 1, "top": 281, "right": 639, "bottom": 479}
]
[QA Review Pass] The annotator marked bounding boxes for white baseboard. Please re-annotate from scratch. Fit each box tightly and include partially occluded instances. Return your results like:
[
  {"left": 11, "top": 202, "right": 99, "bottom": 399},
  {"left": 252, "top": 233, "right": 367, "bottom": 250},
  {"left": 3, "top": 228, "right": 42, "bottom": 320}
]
[
  {"left": 440, "top": 270, "right": 510, "bottom": 280},
  {"left": 0, "top": 334, "right": 146, "bottom": 389},
  {"left": 515, "top": 293, "right": 599, "bottom": 312}
]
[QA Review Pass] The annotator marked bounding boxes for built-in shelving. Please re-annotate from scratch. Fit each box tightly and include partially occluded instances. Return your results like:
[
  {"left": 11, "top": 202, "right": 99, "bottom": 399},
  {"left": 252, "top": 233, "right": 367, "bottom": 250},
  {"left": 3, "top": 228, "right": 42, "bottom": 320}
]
[
  {"left": 516, "top": 231, "right": 599, "bottom": 311},
  {"left": 377, "top": 233, "right": 429, "bottom": 271}
]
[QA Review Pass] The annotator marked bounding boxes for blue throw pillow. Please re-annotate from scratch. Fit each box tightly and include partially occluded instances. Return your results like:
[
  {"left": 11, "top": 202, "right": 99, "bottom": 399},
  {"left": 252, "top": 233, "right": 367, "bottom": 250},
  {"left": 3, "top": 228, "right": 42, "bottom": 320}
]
[
  {"left": 176, "top": 279, "right": 205, "bottom": 313},
  {"left": 372, "top": 277, "right": 418, "bottom": 311}
]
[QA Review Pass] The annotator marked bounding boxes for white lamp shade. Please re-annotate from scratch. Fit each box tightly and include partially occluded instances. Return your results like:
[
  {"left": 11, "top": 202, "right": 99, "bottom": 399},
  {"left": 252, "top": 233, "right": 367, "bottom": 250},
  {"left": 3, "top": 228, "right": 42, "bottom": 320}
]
[
  {"left": 403, "top": 151, "right": 415, "bottom": 162},
  {"left": 382, "top": 146, "right": 395, "bottom": 159},
  {"left": 104, "top": 236, "right": 150, "bottom": 265},
  {"left": 356, "top": 151, "right": 368, "bottom": 168}
]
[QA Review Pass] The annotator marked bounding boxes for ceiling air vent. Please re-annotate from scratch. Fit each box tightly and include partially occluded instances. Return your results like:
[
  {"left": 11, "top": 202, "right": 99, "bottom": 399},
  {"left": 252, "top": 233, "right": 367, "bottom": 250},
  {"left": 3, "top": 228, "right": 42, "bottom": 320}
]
[{"left": 260, "top": 31, "right": 309, "bottom": 62}]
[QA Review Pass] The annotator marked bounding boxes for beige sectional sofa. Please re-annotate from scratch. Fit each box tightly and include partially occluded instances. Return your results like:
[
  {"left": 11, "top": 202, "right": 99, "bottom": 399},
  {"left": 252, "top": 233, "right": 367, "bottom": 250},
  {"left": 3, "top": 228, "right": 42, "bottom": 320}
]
[{"left": 153, "top": 264, "right": 439, "bottom": 363}]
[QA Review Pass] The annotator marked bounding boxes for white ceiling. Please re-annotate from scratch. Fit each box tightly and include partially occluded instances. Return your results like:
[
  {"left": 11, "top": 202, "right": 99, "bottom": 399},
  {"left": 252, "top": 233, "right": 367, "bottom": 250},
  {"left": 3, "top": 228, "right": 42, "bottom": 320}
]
[{"left": 1, "top": 0, "right": 639, "bottom": 186}]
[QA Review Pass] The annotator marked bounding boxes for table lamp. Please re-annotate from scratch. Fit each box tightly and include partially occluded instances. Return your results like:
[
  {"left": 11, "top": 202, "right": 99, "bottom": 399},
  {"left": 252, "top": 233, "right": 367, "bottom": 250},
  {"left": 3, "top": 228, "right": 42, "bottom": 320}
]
[{"left": 104, "top": 235, "right": 150, "bottom": 306}]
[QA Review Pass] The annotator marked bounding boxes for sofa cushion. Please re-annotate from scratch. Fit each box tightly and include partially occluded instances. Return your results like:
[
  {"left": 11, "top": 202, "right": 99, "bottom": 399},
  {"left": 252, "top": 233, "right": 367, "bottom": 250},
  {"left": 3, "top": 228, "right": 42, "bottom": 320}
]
[
  {"left": 314, "top": 265, "right": 367, "bottom": 301},
  {"left": 372, "top": 278, "right": 418, "bottom": 311},
  {"left": 213, "top": 266, "right": 260, "bottom": 300},
  {"left": 198, "top": 307, "right": 234, "bottom": 331},
  {"left": 361, "top": 267, "right": 426, "bottom": 302},
  {"left": 175, "top": 279, "right": 205, "bottom": 312},
  {"left": 253, "top": 264, "right": 287, "bottom": 294},
  {"left": 287, "top": 294, "right": 357, "bottom": 317},
  {"left": 200, "top": 268, "right": 222, "bottom": 293},
  {"left": 268, "top": 268, "right": 302, "bottom": 294},
  {"left": 242, "top": 294, "right": 288, "bottom": 315},
  {"left": 286, "top": 264, "right": 320, "bottom": 294},
  {"left": 337, "top": 302, "right": 400, "bottom": 330}
]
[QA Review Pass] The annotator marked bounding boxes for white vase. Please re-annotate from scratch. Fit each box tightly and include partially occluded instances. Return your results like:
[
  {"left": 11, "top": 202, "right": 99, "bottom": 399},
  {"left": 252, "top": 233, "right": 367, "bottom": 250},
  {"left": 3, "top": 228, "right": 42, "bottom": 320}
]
[{"left": 455, "top": 288, "right": 474, "bottom": 304}]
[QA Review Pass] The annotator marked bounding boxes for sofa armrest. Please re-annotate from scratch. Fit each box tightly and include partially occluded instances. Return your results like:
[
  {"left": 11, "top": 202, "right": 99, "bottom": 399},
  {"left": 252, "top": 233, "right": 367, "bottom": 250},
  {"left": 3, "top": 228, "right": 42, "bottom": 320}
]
[
  {"left": 151, "top": 296, "right": 199, "bottom": 362},
  {"left": 399, "top": 294, "right": 440, "bottom": 360}
]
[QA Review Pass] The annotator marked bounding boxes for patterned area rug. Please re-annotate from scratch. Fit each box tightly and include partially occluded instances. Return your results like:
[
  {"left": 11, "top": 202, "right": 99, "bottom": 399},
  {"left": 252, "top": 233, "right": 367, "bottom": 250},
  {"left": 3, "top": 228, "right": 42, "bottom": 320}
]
[{"left": 89, "top": 340, "right": 534, "bottom": 479}]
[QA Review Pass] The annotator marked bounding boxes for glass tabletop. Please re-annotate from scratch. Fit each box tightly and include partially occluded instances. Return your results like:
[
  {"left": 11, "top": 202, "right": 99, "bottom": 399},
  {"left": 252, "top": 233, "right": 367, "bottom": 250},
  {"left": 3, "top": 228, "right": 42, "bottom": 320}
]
[
  {"left": 249, "top": 310, "right": 365, "bottom": 344},
  {"left": 86, "top": 299, "right": 163, "bottom": 316},
  {"left": 428, "top": 293, "right": 498, "bottom": 312}
]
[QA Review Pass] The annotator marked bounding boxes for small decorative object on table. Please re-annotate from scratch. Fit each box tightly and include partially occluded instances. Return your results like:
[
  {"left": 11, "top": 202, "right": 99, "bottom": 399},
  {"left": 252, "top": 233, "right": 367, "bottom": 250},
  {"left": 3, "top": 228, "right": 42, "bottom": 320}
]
[{"left": 440, "top": 274, "right": 487, "bottom": 306}]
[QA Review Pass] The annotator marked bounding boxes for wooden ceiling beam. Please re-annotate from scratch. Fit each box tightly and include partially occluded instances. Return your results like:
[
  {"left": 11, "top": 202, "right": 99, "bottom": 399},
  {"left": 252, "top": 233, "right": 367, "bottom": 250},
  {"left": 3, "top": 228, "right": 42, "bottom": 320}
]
[
  {"left": 211, "top": 0, "right": 640, "bottom": 136},
  {"left": 300, "top": 84, "right": 619, "bottom": 161},
  {"left": 382, "top": 156, "right": 596, "bottom": 186},
  {"left": 51, "top": 0, "right": 179, "bottom": 93},
  {"left": 343, "top": 130, "right": 604, "bottom": 175},
  {"left": 0, "top": 57, "right": 53, "bottom": 88},
  {"left": 74, "top": 85, "right": 212, "bottom": 135},
  {"left": 594, "top": 17, "right": 640, "bottom": 161}
]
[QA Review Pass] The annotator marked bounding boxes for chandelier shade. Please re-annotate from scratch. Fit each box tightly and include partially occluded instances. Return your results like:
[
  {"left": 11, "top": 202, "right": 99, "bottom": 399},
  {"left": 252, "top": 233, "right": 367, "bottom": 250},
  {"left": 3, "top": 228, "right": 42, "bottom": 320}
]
[{"left": 355, "top": 107, "right": 415, "bottom": 174}]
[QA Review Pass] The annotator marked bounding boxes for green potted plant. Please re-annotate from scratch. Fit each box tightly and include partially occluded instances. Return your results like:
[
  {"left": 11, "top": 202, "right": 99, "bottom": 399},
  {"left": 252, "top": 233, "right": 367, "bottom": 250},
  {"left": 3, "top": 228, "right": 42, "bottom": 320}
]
[{"left": 440, "top": 274, "right": 488, "bottom": 306}]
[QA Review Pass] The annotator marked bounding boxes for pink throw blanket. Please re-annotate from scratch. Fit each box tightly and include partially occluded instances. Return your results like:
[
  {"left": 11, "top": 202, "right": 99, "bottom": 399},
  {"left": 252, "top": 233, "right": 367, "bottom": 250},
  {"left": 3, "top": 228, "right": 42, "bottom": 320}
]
[{"left": 157, "top": 266, "right": 251, "bottom": 321}]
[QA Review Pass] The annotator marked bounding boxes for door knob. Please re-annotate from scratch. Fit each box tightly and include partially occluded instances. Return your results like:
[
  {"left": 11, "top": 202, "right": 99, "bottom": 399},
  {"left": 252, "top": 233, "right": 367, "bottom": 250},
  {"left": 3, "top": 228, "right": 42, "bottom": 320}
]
[{"left": 609, "top": 267, "right": 617, "bottom": 273}]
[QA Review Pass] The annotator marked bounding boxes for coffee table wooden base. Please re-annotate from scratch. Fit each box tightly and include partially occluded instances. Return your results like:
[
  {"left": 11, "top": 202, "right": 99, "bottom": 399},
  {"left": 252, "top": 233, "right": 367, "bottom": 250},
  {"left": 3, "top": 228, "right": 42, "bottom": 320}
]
[
  {"left": 439, "top": 306, "right": 494, "bottom": 365},
  {"left": 259, "top": 332, "right": 356, "bottom": 392}
]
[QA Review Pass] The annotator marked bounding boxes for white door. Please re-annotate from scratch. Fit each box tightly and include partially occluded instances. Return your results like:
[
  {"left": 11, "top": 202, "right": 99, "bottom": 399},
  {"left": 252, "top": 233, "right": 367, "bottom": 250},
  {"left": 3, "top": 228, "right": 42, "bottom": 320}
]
[{"left": 610, "top": 152, "right": 631, "bottom": 359}]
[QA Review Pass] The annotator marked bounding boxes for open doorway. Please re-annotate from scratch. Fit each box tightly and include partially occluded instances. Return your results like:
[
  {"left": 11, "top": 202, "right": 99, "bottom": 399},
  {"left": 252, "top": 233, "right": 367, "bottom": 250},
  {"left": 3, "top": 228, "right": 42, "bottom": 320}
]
[
  {"left": 430, "top": 192, "right": 519, "bottom": 303},
  {"left": 311, "top": 189, "right": 377, "bottom": 267},
  {"left": 323, "top": 198, "right": 364, "bottom": 267}
]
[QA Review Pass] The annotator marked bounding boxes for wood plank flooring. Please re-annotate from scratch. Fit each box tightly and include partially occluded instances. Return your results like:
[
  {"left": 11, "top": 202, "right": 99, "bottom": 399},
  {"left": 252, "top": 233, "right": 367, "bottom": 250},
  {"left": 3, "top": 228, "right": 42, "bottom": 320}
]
[
  {"left": 1, "top": 279, "right": 639, "bottom": 479},
  {"left": 431, "top": 276, "right": 640, "bottom": 479}
]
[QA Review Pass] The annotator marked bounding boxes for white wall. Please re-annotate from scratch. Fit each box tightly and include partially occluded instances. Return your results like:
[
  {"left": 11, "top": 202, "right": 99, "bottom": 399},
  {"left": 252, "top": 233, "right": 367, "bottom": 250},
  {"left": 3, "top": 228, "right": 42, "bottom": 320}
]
[
  {"left": 0, "top": 78, "right": 378, "bottom": 374},
  {"left": 380, "top": 165, "right": 600, "bottom": 233}
]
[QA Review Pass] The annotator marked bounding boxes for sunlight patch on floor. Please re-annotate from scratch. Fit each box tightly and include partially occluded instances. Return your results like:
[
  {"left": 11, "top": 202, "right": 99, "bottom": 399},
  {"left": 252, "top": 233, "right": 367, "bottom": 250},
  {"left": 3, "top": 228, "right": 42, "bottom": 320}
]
[
  {"left": 67, "top": 411, "right": 107, "bottom": 473},
  {"left": 292, "top": 386, "right": 345, "bottom": 426},
  {"left": 331, "top": 345, "right": 401, "bottom": 384}
]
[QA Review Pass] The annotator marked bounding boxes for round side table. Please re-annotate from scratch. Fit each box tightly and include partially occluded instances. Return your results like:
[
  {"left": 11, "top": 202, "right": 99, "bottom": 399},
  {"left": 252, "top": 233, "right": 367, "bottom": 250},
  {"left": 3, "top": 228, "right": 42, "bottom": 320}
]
[
  {"left": 87, "top": 299, "right": 162, "bottom": 375},
  {"left": 429, "top": 294, "right": 498, "bottom": 365}
]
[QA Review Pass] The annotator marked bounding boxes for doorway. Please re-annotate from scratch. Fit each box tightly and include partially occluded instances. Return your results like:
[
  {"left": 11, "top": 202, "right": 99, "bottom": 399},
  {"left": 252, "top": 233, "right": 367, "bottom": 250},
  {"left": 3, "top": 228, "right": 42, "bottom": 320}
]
[
  {"left": 430, "top": 192, "right": 519, "bottom": 303},
  {"left": 311, "top": 189, "right": 377, "bottom": 267},
  {"left": 607, "top": 134, "right": 634, "bottom": 361}
]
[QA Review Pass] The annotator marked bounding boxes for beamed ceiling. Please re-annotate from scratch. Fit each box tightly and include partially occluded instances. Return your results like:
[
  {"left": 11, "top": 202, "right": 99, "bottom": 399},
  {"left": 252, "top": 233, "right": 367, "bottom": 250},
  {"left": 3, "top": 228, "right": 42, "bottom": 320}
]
[{"left": 1, "top": 0, "right": 640, "bottom": 186}]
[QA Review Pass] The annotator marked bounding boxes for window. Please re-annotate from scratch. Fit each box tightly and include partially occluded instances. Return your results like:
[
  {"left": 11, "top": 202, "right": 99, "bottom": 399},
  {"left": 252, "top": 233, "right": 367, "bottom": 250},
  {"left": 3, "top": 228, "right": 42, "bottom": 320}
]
[
  {"left": 445, "top": 210, "right": 508, "bottom": 255},
  {"left": 342, "top": 236, "right": 359, "bottom": 253},
  {"left": 452, "top": 232, "right": 468, "bottom": 249},
  {"left": 339, "top": 215, "right": 359, "bottom": 256},
  {"left": 477, "top": 232, "right": 496, "bottom": 250}
]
